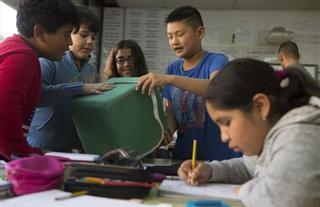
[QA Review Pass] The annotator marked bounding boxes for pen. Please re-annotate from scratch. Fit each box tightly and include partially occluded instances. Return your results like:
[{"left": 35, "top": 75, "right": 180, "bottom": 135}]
[
  {"left": 191, "top": 139, "right": 197, "bottom": 185},
  {"left": 54, "top": 190, "right": 88, "bottom": 201}
]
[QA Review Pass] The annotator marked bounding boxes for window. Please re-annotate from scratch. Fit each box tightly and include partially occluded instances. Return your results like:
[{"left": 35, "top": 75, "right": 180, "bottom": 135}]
[{"left": 0, "top": 0, "right": 17, "bottom": 41}]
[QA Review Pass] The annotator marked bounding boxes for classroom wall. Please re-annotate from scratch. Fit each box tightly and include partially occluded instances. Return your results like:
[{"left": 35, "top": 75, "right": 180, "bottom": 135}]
[{"left": 100, "top": 8, "right": 320, "bottom": 79}]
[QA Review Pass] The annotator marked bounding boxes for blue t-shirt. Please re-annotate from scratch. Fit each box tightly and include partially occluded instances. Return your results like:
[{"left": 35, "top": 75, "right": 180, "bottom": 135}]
[{"left": 162, "top": 51, "right": 241, "bottom": 160}]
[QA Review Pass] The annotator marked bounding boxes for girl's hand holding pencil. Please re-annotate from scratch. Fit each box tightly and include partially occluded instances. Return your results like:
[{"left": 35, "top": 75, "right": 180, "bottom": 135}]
[
  {"left": 177, "top": 140, "right": 213, "bottom": 186},
  {"left": 177, "top": 160, "right": 213, "bottom": 186}
]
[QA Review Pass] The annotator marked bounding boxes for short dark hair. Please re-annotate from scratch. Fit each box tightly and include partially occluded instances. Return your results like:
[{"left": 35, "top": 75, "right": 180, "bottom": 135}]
[
  {"left": 75, "top": 4, "right": 100, "bottom": 34},
  {"left": 17, "top": 0, "right": 79, "bottom": 38},
  {"left": 111, "top": 39, "right": 148, "bottom": 77},
  {"left": 278, "top": 40, "right": 300, "bottom": 60},
  {"left": 165, "top": 6, "right": 203, "bottom": 30},
  {"left": 206, "top": 58, "right": 320, "bottom": 121}
]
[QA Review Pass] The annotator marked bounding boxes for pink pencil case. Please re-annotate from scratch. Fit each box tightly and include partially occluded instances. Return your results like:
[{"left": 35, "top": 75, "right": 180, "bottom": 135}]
[{"left": 6, "top": 156, "right": 64, "bottom": 195}]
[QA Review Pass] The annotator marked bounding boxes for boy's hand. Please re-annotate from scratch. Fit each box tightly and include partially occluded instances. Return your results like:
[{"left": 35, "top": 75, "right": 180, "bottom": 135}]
[
  {"left": 83, "top": 82, "right": 115, "bottom": 95},
  {"left": 177, "top": 160, "right": 212, "bottom": 186},
  {"left": 162, "top": 129, "right": 174, "bottom": 145},
  {"left": 136, "top": 73, "right": 172, "bottom": 95}
]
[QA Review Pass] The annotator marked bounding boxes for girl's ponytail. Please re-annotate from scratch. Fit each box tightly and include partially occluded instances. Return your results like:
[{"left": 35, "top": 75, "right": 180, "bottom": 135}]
[{"left": 277, "top": 69, "right": 320, "bottom": 115}]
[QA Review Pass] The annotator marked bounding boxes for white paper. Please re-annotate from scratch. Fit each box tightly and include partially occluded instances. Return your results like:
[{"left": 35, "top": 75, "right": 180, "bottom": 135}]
[
  {"left": 235, "top": 20, "right": 254, "bottom": 44},
  {"left": 125, "top": 8, "right": 162, "bottom": 71},
  {"left": 45, "top": 152, "right": 99, "bottom": 162},
  {"left": 158, "top": 180, "right": 240, "bottom": 201},
  {"left": 2, "top": 190, "right": 172, "bottom": 207},
  {"left": 100, "top": 8, "right": 125, "bottom": 71}
]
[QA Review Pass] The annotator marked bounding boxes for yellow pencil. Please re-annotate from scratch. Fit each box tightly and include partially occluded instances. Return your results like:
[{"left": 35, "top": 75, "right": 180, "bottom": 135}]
[
  {"left": 191, "top": 139, "right": 197, "bottom": 185},
  {"left": 55, "top": 190, "right": 88, "bottom": 201}
]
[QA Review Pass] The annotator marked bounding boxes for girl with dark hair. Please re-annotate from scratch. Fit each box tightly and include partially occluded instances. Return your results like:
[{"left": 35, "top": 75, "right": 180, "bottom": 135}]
[
  {"left": 177, "top": 58, "right": 320, "bottom": 207},
  {"left": 103, "top": 39, "right": 148, "bottom": 79}
]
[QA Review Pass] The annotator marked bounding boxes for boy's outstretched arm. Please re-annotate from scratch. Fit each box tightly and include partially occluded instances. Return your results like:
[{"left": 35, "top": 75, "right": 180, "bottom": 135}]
[{"left": 136, "top": 73, "right": 211, "bottom": 97}]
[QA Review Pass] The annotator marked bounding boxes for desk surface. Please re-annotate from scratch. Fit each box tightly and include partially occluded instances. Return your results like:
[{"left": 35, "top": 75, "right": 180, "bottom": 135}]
[{"left": 144, "top": 186, "right": 245, "bottom": 207}]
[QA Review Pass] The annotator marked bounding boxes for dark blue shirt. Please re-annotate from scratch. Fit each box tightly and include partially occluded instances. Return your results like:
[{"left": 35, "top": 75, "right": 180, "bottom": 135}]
[
  {"left": 27, "top": 51, "right": 96, "bottom": 151},
  {"left": 162, "top": 51, "right": 242, "bottom": 160}
]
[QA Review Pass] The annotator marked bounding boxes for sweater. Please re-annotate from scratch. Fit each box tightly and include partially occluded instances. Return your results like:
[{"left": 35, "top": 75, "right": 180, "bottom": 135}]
[
  {"left": 207, "top": 96, "right": 320, "bottom": 207},
  {"left": 0, "top": 34, "right": 42, "bottom": 160}
]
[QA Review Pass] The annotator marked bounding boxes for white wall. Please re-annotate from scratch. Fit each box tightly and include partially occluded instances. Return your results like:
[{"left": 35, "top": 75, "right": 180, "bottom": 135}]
[
  {"left": 0, "top": 1, "right": 17, "bottom": 41},
  {"left": 101, "top": 8, "right": 320, "bottom": 79}
]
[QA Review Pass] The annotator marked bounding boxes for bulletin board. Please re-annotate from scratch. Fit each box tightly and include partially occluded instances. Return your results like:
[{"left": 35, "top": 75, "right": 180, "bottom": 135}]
[{"left": 100, "top": 8, "right": 320, "bottom": 78}]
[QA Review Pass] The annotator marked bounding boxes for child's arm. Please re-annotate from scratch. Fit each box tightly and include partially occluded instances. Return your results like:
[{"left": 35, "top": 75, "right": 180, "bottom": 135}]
[
  {"left": 38, "top": 58, "right": 84, "bottom": 107},
  {"left": 239, "top": 127, "right": 320, "bottom": 207},
  {"left": 102, "top": 52, "right": 113, "bottom": 81},
  {"left": 206, "top": 156, "right": 256, "bottom": 184},
  {"left": 136, "top": 73, "right": 210, "bottom": 96},
  {"left": 38, "top": 58, "right": 114, "bottom": 107},
  {"left": 178, "top": 160, "right": 213, "bottom": 186},
  {"left": 162, "top": 99, "right": 177, "bottom": 145}
]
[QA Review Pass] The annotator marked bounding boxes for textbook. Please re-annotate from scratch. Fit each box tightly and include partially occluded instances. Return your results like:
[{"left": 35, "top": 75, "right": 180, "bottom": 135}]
[{"left": 158, "top": 180, "right": 240, "bottom": 201}]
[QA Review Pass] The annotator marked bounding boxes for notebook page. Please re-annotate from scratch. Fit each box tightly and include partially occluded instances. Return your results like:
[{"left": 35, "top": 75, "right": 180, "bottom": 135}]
[{"left": 158, "top": 180, "right": 240, "bottom": 201}]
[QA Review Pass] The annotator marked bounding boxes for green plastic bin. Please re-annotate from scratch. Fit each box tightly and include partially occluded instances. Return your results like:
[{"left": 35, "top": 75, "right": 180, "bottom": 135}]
[{"left": 70, "top": 77, "right": 167, "bottom": 157}]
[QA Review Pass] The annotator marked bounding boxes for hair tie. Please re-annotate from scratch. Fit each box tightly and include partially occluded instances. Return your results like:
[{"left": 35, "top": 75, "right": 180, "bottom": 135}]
[
  {"left": 275, "top": 70, "right": 289, "bottom": 88},
  {"left": 275, "top": 70, "right": 286, "bottom": 80}
]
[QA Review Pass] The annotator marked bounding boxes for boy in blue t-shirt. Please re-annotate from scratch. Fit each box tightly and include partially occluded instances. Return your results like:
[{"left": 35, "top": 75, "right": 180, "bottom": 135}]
[{"left": 138, "top": 6, "right": 241, "bottom": 161}]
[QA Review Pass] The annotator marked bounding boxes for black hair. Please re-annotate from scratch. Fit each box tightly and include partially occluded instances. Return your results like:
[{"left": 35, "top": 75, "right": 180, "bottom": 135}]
[
  {"left": 165, "top": 6, "right": 203, "bottom": 30},
  {"left": 111, "top": 39, "right": 148, "bottom": 77},
  {"left": 75, "top": 4, "right": 100, "bottom": 34},
  {"left": 17, "top": 0, "right": 79, "bottom": 38},
  {"left": 278, "top": 40, "right": 300, "bottom": 60},
  {"left": 206, "top": 58, "right": 320, "bottom": 121}
]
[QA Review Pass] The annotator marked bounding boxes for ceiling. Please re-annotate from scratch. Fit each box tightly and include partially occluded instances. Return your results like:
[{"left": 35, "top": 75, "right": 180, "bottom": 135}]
[
  {"left": 4, "top": 0, "right": 320, "bottom": 10},
  {"left": 101, "top": 0, "right": 320, "bottom": 10}
]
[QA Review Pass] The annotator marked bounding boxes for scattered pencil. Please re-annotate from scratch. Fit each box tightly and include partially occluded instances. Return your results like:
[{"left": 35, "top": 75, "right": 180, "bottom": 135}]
[{"left": 54, "top": 190, "right": 88, "bottom": 201}]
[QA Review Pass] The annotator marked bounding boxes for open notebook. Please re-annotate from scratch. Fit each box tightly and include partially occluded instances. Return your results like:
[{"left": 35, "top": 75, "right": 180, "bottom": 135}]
[
  {"left": 2, "top": 189, "right": 171, "bottom": 207},
  {"left": 158, "top": 180, "right": 240, "bottom": 201}
]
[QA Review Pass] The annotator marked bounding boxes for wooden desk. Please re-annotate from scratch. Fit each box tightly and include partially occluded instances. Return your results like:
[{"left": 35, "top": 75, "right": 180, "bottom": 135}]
[{"left": 144, "top": 185, "right": 245, "bottom": 207}]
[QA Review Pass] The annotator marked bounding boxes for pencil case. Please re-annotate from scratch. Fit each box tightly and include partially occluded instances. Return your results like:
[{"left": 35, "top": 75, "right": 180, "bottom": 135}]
[
  {"left": 63, "top": 162, "right": 153, "bottom": 199},
  {"left": 6, "top": 156, "right": 64, "bottom": 195}
]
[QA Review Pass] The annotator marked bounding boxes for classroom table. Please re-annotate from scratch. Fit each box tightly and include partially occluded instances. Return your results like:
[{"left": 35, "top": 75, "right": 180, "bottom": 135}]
[
  {"left": 1, "top": 157, "right": 246, "bottom": 206},
  {"left": 0, "top": 182, "right": 245, "bottom": 207}
]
